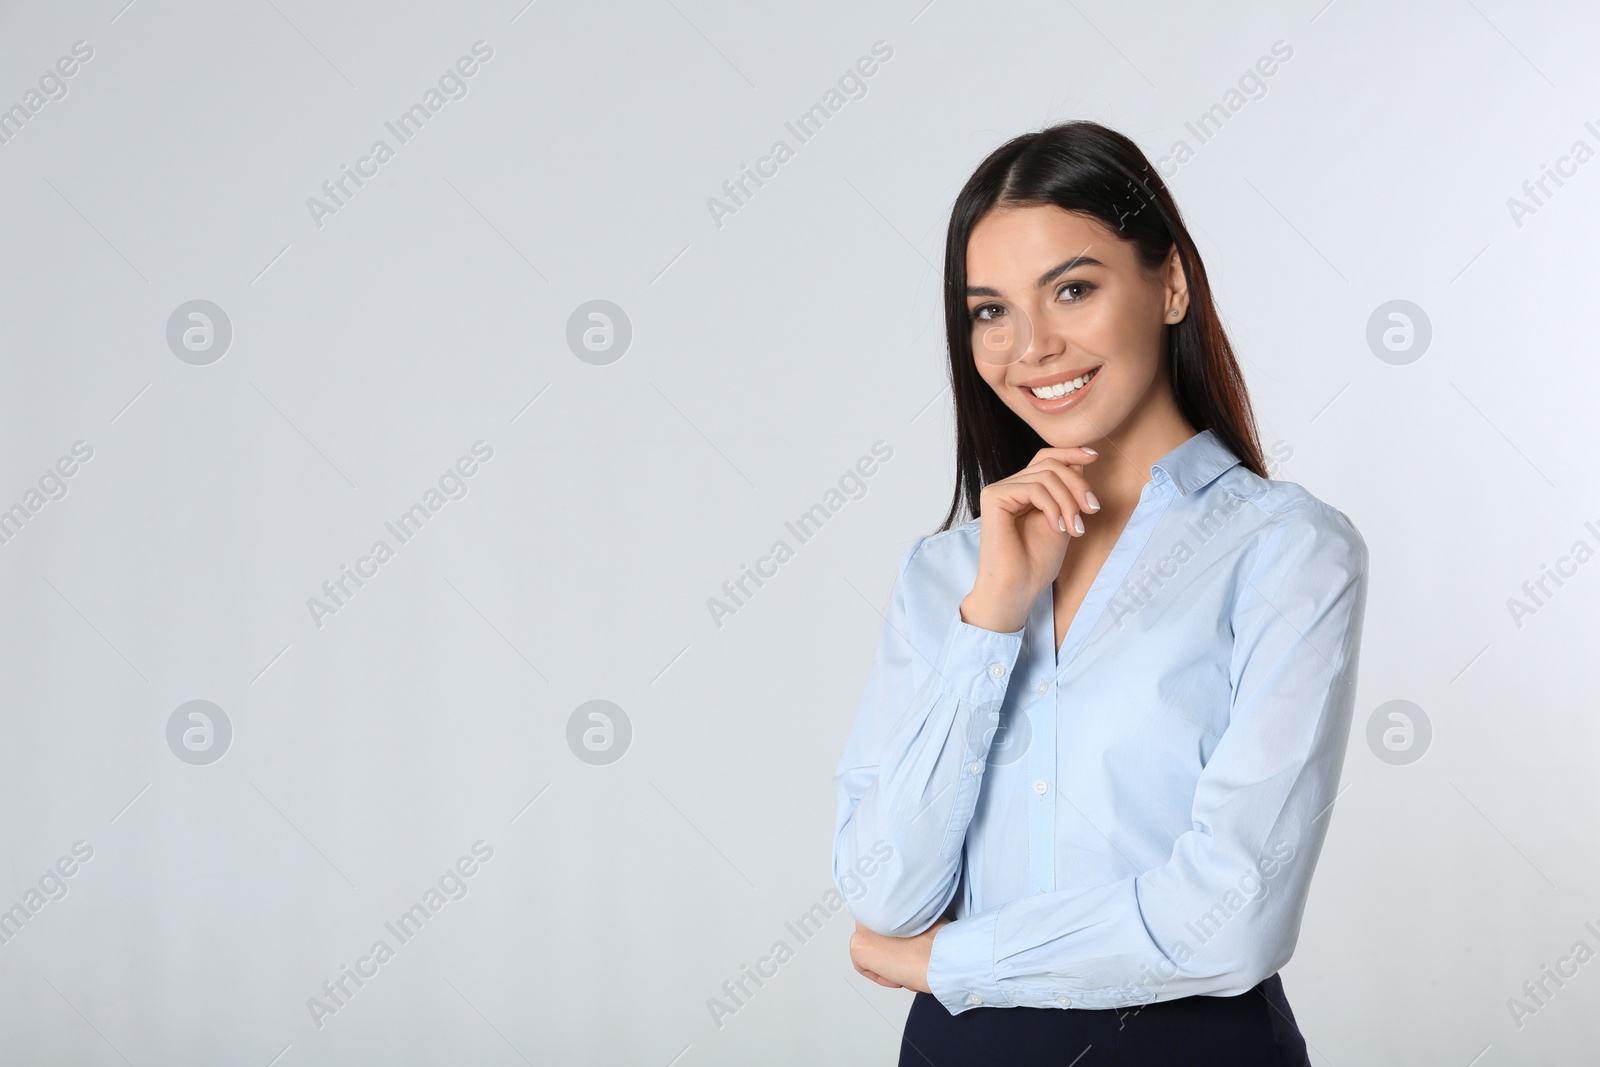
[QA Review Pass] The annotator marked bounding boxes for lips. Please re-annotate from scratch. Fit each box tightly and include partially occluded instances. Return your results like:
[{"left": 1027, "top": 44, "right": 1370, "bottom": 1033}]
[
  {"left": 1018, "top": 366, "right": 1100, "bottom": 414},
  {"left": 1015, "top": 366, "right": 1099, "bottom": 390}
]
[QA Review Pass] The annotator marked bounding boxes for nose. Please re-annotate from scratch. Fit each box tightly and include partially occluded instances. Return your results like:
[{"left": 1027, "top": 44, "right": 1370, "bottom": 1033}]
[
  {"left": 1017, "top": 305, "right": 1065, "bottom": 365},
  {"left": 973, "top": 302, "right": 1071, "bottom": 366}
]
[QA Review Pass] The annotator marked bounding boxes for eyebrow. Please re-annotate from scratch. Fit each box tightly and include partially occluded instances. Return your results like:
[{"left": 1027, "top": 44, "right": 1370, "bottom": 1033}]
[{"left": 965, "top": 252, "right": 1106, "bottom": 298}]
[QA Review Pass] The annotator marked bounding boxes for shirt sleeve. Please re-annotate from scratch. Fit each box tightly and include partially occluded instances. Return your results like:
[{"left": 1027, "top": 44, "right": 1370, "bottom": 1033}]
[
  {"left": 926, "top": 502, "right": 1370, "bottom": 1013},
  {"left": 831, "top": 534, "right": 1028, "bottom": 937}
]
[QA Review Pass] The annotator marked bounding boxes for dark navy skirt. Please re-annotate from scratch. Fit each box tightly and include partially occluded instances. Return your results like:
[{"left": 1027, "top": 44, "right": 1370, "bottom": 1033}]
[{"left": 899, "top": 973, "right": 1311, "bottom": 1067}]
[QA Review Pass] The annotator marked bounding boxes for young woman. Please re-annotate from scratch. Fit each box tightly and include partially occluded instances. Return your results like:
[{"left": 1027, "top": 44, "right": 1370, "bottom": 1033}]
[{"left": 831, "top": 121, "right": 1369, "bottom": 1066}]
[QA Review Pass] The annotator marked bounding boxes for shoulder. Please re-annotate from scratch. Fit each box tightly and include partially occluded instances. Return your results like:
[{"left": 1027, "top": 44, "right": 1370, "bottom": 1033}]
[
  {"left": 885, "top": 517, "right": 983, "bottom": 599},
  {"left": 902, "top": 516, "right": 981, "bottom": 567},
  {"left": 1219, "top": 467, "right": 1367, "bottom": 579}
]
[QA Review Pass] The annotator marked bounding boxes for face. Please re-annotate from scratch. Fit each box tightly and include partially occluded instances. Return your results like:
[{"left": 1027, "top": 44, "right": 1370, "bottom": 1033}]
[{"left": 964, "top": 203, "right": 1187, "bottom": 448}]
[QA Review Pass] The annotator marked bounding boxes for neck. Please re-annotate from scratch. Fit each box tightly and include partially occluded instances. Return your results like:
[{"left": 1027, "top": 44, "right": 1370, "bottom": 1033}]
[{"left": 1080, "top": 391, "right": 1197, "bottom": 516}]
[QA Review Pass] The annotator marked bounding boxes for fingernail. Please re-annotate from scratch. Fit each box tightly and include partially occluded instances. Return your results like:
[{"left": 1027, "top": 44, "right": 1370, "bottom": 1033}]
[
  {"left": 1058, "top": 516, "right": 1067, "bottom": 533},
  {"left": 1086, "top": 492, "right": 1100, "bottom": 511},
  {"left": 1073, "top": 514, "right": 1085, "bottom": 535},
  {"left": 1082, "top": 447, "right": 1097, "bottom": 455}
]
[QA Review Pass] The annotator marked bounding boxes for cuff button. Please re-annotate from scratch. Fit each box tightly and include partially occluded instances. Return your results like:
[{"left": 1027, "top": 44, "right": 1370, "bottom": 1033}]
[{"left": 966, "top": 993, "right": 983, "bottom": 1005}]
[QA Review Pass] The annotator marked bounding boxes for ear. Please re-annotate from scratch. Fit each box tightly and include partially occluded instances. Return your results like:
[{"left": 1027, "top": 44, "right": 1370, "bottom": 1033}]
[{"left": 1164, "top": 244, "right": 1189, "bottom": 320}]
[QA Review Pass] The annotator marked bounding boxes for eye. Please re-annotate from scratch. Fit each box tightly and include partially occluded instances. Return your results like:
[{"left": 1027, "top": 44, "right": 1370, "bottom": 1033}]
[
  {"left": 969, "top": 303, "right": 1006, "bottom": 323},
  {"left": 1057, "top": 280, "right": 1095, "bottom": 303}
]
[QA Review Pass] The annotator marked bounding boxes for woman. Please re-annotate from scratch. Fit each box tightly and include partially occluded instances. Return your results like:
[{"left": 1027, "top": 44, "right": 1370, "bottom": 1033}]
[{"left": 830, "top": 121, "right": 1368, "bottom": 1066}]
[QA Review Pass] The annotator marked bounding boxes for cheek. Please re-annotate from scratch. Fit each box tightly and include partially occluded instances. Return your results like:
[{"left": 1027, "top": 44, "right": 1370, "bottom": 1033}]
[
  {"left": 1081, "top": 302, "right": 1161, "bottom": 366},
  {"left": 974, "top": 362, "right": 1010, "bottom": 395},
  {"left": 1077, "top": 302, "right": 1135, "bottom": 348}
]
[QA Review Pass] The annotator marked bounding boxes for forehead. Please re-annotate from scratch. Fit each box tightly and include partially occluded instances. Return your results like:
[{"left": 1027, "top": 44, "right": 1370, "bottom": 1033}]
[{"left": 965, "top": 204, "right": 1131, "bottom": 286}]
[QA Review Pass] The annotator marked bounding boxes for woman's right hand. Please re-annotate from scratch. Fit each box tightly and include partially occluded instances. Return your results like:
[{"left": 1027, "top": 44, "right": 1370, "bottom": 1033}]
[{"left": 960, "top": 446, "right": 1101, "bottom": 633}]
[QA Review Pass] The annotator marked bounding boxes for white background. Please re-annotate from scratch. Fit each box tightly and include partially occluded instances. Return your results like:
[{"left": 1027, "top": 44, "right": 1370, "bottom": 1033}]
[{"left": 0, "top": 0, "right": 1595, "bottom": 1064}]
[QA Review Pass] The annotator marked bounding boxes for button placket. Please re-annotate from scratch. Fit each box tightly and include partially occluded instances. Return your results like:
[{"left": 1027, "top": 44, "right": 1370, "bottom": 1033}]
[
  {"left": 1037, "top": 470, "right": 1179, "bottom": 882},
  {"left": 1024, "top": 597, "right": 1058, "bottom": 895}
]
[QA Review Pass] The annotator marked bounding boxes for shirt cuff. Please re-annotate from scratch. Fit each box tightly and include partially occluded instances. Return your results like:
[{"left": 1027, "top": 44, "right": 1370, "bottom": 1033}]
[
  {"left": 929, "top": 599, "right": 1026, "bottom": 706},
  {"left": 926, "top": 906, "right": 1004, "bottom": 1015}
]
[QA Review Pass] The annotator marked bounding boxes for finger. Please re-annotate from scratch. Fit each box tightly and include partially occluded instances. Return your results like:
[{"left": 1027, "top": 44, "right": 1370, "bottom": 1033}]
[
  {"left": 852, "top": 957, "right": 900, "bottom": 987},
  {"left": 991, "top": 475, "right": 1084, "bottom": 538},
  {"left": 1026, "top": 445, "right": 1100, "bottom": 468},
  {"left": 1018, "top": 468, "right": 1090, "bottom": 535},
  {"left": 1022, "top": 459, "right": 1101, "bottom": 521}
]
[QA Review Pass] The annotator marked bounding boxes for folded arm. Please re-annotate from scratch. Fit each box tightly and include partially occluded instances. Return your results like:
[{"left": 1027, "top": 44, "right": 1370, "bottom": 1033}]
[
  {"left": 831, "top": 535, "right": 1027, "bottom": 937},
  {"left": 926, "top": 504, "right": 1370, "bottom": 1013}
]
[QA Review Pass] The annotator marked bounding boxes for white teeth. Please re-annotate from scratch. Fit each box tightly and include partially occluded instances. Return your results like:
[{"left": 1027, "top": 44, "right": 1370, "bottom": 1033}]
[{"left": 1029, "top": 369, "right": 1096, "bottom": 399}]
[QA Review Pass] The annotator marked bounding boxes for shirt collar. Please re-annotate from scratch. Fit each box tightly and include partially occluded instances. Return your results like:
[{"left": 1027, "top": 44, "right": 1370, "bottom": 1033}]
[{"left": 1148, "top": 428, "right": 1243, "bottom": 496}]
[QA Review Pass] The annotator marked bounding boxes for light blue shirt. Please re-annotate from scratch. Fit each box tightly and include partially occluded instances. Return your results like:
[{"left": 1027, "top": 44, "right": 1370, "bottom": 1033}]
[{"left": 831, "top": 428, "right": 1369, "bottom": 1015}]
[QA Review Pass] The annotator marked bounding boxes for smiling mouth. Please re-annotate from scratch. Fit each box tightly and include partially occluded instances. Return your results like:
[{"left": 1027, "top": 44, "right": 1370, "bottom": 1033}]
[{"left": 1022, "top": 367, "right": 1100, "bottom": 399}]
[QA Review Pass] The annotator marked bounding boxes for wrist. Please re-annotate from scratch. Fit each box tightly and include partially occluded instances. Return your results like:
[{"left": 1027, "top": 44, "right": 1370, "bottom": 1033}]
[
  {"left": 926, "top": 908, "right": 1004, "bottom": 1012},
  {"left": 960, "top": 590, "right": 1027, "bottom": 634}
]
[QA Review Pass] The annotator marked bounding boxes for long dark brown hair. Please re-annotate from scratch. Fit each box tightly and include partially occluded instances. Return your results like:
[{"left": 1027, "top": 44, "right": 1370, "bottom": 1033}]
[{"left": 935, "top": 120, "right": 1266, "bottom": 534}]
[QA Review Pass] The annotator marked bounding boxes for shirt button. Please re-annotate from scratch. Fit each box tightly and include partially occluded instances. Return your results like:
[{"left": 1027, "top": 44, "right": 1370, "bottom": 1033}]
[
  {"left": 1033, "top": 779, "right": 1049, "bottom": 796},
  {"left": 1036, "top": 680, "right": 1049, "bottom": 695},
  {"left": 987, "top": 663, "right": 1006, "bottom": 680},
  {"left": 1058, "top": 995, "right": 1072, "bottom": 1006},
  {"left": 968, "top": 760, "right": 983, "bottom": 775},
  {"left": 966, "top": 993, "right": 983, "bottom": 1005}
]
